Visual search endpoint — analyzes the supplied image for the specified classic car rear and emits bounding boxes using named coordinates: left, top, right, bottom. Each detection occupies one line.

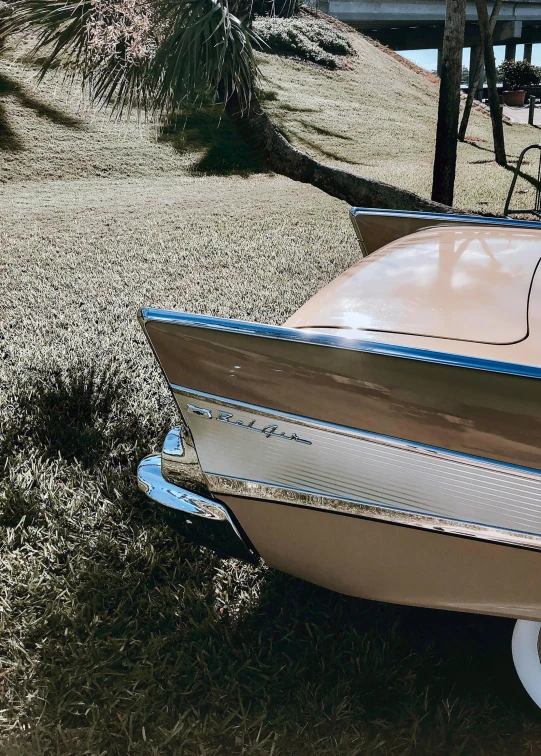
left=137, top=208, right=541, bottom=708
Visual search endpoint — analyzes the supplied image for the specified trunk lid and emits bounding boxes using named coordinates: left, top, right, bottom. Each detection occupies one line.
left=285, top=225, right=541, bottom=345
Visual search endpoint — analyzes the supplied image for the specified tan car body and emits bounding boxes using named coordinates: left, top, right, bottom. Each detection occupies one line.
left=138, top=209, right=541, bottom=622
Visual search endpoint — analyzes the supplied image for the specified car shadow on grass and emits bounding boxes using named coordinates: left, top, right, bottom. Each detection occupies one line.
left=160, top=106, right=265, bottom=176
left=232, top=572, right=541, bottom=750
left=16, top=536, right=541, bottom=754
left=2, top=362, right=541, bottom=754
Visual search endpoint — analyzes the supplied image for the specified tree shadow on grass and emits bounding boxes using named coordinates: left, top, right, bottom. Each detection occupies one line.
left=503, top=162, right=541, bottom=198
left=298, top=119, right=354, bottom=141
left=1, top=361, right=162, bottom=472
left=287, top=128, right=359, bottom=165
left=0, top=71, right=83, bottom=151
left=160, top=107, right=265, bottom=176
left=278, top=102, right=321, bottom=114
left=0, top=100, right=22, bottom=150
left=465, top=139, right=541, bottom=207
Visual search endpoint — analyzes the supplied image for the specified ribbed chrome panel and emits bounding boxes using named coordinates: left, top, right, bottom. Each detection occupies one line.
left=172, top=387, right=541, bottom=539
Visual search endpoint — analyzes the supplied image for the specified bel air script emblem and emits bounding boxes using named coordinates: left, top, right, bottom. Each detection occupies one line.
left=186, top=404, right=312, bottom=445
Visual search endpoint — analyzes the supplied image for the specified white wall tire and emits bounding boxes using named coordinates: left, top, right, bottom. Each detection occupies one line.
left=512, top=620, right=541, bottom=709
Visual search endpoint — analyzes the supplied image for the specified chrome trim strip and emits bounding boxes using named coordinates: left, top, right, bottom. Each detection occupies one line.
left=171, top=384, right=541, bottom=479
left=207, top=474, right=541, bottom=552
left=140, top=309, right=541, bottom=380
left=137, top=454, right=259, bottom=563
left=171, top=386, right=541, bottom=552
left=349, top=208, right=541, bottom=230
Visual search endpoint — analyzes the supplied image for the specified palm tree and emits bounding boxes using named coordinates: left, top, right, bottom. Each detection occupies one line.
left=5, top=0, right=450, bottom=211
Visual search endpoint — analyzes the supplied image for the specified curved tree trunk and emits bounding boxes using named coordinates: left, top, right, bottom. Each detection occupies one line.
left=458, top=0, right=502, bottom=141
left=226, top=93, right=454, bottom=213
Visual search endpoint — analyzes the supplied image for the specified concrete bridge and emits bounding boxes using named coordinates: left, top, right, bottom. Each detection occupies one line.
left=322, top=0, right=541, bottom=60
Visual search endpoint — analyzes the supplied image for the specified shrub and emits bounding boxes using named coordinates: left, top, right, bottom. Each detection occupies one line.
left=253, top=16, right=352, bottom=69
left=497, top=59, right=541, bottom=90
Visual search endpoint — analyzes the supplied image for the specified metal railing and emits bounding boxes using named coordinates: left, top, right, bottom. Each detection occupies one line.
left=504, top=143, right=541, bottom=218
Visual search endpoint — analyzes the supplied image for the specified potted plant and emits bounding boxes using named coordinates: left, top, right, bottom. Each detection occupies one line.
left=497, top=59, right=541, bottom=106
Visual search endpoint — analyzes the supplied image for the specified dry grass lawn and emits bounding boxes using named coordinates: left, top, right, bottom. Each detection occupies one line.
left=2, top=22, right=541, bottom=755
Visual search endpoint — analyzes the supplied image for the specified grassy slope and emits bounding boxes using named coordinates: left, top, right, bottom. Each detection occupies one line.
left=2, top=27, right=541, bottom=756
left=260, top=26, right=541, bottom=214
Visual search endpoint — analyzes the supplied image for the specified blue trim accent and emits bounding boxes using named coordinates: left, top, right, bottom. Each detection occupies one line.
left=140, top=308, right=541, bottom=380
left=349, top=207, right=541, bottom=230
left=171, top=383, right=541, bottom=480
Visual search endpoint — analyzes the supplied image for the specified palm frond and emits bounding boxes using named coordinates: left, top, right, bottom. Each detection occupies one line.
left=149, top=0, right=261, bottom=115
left=6, top=0, right=95, bottom=79
left=5, top=0, right=260, bottom=117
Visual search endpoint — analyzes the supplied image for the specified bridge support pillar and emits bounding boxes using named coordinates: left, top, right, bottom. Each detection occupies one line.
left=505, top=43, right=517, bottom=61
left=437, top=47, right=443, bottom=77
left=524, top=43, right=533, bottom=62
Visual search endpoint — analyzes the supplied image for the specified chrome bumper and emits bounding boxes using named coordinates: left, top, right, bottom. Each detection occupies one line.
left=137, top=454, right=259, bottom=563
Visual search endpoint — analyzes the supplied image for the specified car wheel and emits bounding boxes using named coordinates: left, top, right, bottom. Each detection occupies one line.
left=512, top=619, right=541, bottom=708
